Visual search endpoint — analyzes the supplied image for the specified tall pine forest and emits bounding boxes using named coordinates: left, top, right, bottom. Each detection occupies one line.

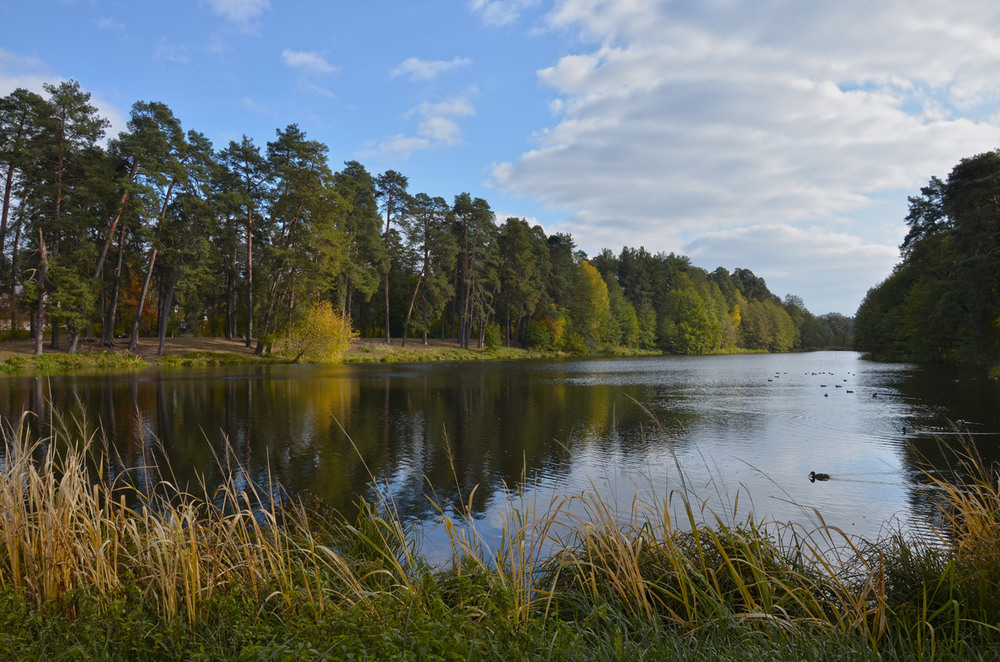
left=856, top=151, right=1000, bottom=367
left=0, top=82, right=852, bottom=357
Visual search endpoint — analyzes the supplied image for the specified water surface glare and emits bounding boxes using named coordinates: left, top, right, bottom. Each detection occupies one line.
left=2, top=351, right=998, bottom=556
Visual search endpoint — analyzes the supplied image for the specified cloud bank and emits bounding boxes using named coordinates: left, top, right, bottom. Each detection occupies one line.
left=489, top=0, right=1000, bottom=312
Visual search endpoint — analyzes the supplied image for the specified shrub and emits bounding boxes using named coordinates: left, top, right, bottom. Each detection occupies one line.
left=524, top=321, right=551, bottom=350
left=483, top=322, right=502, bottom=351
left=278, top=301, right=358, bottom=363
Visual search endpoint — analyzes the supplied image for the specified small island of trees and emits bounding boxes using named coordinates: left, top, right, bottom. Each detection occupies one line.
left=1, top=81, right=851, bottom=359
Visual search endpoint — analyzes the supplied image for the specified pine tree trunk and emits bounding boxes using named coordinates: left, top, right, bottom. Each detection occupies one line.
left=102, top=222, right=126, bottom=347
left=128, top=247, right=157, bottom=350
left=226, top=256, right=237, bottom=339
left=50, top=311, right=61, bottom=349
left=401, top=270, right=425, bottom=349
left=254, top=278, right=282, bottom=356
left=156, top=271, right=179, bottom=356
left=10, top=200, right=25, bottom=333
left=93, top=159, right=138, bottom=279
left=245, top=212, right=253, bottom=348
left=384, top=271, right=391, bottom=344
left=33, top=230, right=47, bottom=356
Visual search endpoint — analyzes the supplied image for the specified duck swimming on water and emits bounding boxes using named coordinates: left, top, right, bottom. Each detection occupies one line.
left=809, top=471, right=830, bottom=482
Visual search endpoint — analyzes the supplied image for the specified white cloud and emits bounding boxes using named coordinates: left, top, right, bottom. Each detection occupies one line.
left=0, top=48, right=50, bottom=95
left=417, top=116, right=463, bottom=144
left=242, top=96, right=277, bottom=116
left=281, top=49, right=338, bottom=75
left=202, top=0, right=269, bottom=30
left=370, top=134, right=433, bottom=157
left=489, top=0, right=1000, bottom=312
left=684, top=224, right=900, bottom=314
left=392, top=56, right=472, bottom=82
left=407, top=98, right=476, bottom=120
left=0, top=49, right=127, bottom=143
left=469, top=0, right=539, bottom=26
left=155, top=41, right=191, bottom=65
left=363, top=94, right=477, bottom=159
left=302, top=82, right=336, bottom=99
left=95, top=17, right=125, bottom=31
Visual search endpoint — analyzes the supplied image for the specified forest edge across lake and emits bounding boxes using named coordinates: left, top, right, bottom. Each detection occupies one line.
left=0, top=335, right=665, bottom=372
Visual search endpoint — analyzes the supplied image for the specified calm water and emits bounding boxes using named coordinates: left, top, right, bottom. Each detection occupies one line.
left=2, top=351, right=998, bottom=554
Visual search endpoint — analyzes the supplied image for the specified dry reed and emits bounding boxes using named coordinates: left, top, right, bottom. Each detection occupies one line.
left=1, top=407, right=997, bottom=656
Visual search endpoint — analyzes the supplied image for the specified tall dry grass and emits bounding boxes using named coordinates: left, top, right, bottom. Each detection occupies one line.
left=537, top=483, right=891, bottom=643
left=0, top=406, right=997, bottom=657
left=0, top=411, right=412, bottom=625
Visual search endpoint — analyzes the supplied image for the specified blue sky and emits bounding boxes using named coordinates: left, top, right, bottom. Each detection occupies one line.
left=4, top=0, right=1000, bottom=315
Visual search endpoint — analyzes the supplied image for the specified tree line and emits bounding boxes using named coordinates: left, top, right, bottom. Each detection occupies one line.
left=855, top=151, right=1000, bottom=365
left=0, top=81, right=851, bottom=357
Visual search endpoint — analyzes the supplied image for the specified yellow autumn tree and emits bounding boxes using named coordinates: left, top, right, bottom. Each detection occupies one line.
left=569, top=261, right=611, bottom=351
left=280, top=301, right=358, bottom=363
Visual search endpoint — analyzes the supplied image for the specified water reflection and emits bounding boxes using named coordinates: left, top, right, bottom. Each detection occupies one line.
left=0, top=352, right=997, bottom=550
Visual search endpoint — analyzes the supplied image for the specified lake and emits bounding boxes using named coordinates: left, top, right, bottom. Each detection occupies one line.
left=2, top=351, right=998, bottom=557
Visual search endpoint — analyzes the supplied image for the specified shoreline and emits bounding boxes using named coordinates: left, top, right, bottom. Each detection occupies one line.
left=0, top=335, right=663, bottom=372
left=0, top=334, right=870, bottom=374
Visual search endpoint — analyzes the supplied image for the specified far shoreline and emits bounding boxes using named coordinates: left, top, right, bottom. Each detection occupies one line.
left=0, top=335, right=663, bottom=373
left=0, top=336, right=874, bottom=375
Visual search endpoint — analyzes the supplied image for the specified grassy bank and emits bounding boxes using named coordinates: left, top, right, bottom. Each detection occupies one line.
left=0, top=337, right=663, bottom=373
left=0, top=352, right=149, bottom=375
left=0, top=415, right=998, bottom=660
left=346, top=342, right=565, bottom=363
left=343, top=338, right=662, bottom=363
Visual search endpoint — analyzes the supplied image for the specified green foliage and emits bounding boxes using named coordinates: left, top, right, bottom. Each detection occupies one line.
left=483, top=321, right=502, bottom=351
left=47, top=264, right=97, bottom=333
left=0, top=329, right=32, bottom=342
left=857, top=151, right=1000, bottom=365
left=659, top=286, right=722, bottom=354
left=452, top=193, right=498, bottom=349
left=637, top=303, right=658, bottom=350
left=524, top=320, right=552, bottom=350
left=599, top=276, right=640, bottom=348
left=568, top=261, right=611, bottom=352
left=1, top=81, right=842, bottom=362
left=494, top=217, right=549, bottom=347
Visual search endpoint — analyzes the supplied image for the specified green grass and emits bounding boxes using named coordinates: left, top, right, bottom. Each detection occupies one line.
left=344, top=343, right=566, bottom=363
left=158, top=351, right=281, bottom=368
left=0, top=352, right=149, bottom=374
left=343, top=342, right=662, bottom=363
left=0, top=412, right=998, bottom=660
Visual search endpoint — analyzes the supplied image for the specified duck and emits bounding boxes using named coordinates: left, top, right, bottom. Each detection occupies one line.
left=809, top=471, right=830, bottom=483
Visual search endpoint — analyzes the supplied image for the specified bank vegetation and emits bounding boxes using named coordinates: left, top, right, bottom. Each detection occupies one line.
left=0, top=413, right=996, bottom=660
left=2, top=83, right=851, bottom=365
left=856, top=150, right=1000, bottom=370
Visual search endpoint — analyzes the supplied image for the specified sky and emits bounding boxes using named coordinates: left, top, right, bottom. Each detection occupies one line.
left=4, top=1, right=1000, bottom=315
